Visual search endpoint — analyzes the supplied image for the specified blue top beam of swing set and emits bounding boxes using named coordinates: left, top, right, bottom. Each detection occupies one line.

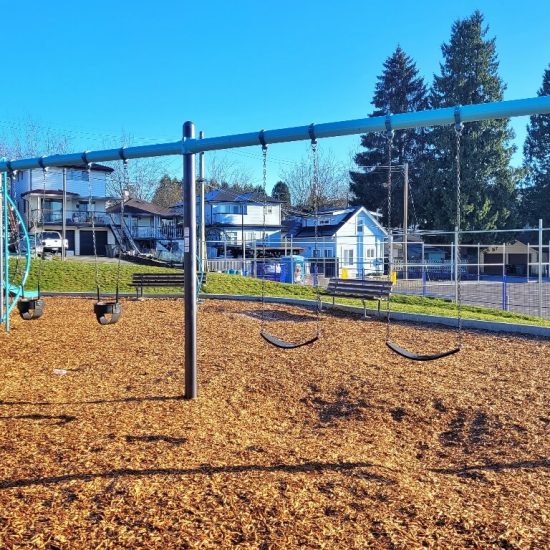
left=1, top=95, right=550, bottom=172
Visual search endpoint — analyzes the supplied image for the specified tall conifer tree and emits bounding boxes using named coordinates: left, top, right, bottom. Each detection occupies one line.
left=521, top=66, right=550, bottom=225
left=422, top=11, right=518, bottom=236
left=350, top=46, right=428, bottom=228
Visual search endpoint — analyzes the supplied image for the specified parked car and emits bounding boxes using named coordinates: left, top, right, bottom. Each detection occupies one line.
left=35, top=231, right=69, bottom=254
left=20, top=235, right=44, bottom=257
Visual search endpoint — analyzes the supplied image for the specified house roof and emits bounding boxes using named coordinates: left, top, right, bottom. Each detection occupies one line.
left=289, top=206, right=387, bottom=238
left=107, top=198, right=173, bottom=217
left=21, top=190, right=80, bottom=197
left=171, top=189, right=282, bottom=209
left=58, top=163, right=114, bottom=173
left=292, top=209, right=357, bottom=238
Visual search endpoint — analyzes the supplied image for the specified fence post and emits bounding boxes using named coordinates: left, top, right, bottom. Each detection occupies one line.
left=502, top=274, right=507, bottom=311
left=539, top=219, right=543, bottom=317
left=477, top=243, right=480, bottom=281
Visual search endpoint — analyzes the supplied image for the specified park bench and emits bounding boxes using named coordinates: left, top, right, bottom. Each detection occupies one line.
left=324, top=277, right=393, bottom=317
left=130, top=272, right=207, bottom=298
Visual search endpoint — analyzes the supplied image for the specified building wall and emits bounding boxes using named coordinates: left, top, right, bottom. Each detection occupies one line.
left=13, top=167, right=108, bottom=208
left=205, top=202, right=281, bottom=226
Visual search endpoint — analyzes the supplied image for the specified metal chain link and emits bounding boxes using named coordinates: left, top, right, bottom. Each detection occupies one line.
left=87, top=166, right=100, bottom=299
left=260, top=144, right=268, bottom=333
left=311, top=140, right=321, bottom=336
left=115, top=161, right=128, bottom=302
left=385, top=130, right=394, bottom=342
left=36, top=168, right=48, bottom=295
left=455, top=125, right=463, bottom=347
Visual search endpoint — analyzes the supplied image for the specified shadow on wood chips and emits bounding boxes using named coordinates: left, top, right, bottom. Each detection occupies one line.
left=0, top=297, right=548, bottom=548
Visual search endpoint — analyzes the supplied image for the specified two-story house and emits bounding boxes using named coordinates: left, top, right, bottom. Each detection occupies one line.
left=107, top=197, right=181, bottom=258
left=284, top=206, right=387, bottom=279
left=172, top=189, right=283, bottom=259
left=11, top=164, right=117, bottom=256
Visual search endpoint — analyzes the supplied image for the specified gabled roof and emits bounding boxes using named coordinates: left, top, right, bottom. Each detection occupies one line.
left=107, top=197, right=173, bottom=217
left=290, top=206, right=387, bottom=238
left=171, top=189, right=282, bottom=209
left=59, top=163, right=114, bottom=173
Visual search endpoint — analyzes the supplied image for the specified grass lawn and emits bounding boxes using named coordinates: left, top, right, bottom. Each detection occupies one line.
left=8, top=258, right=550, bottom=327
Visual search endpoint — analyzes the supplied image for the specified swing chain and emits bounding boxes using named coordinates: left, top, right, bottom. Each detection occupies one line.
left=311, top=137, right=321, bottom=335
left=86, top=162, right=100, bottom=300
left=385, top=127, right=394, bottom=343
left=454, top=120, right=463, bottom=347
left=260, top=143, right=268, bottom=333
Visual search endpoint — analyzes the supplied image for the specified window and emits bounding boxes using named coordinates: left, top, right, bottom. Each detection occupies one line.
left=357, top=221, right=364, bottom=233
left=324, top=249, right=333, bottom=258
left=343, top=249, right=354, bottom=266
left=319, top=218, right=331, bottom=225
left=367, top=248, right=375, bottom=258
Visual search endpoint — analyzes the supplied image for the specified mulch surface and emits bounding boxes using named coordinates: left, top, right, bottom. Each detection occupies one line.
left=0, top=297, right=548, bottom=549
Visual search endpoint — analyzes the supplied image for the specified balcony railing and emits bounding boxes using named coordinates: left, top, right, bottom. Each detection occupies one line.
left=31, top=208, right=109, bottom=226
left=126, top=226, right=184, bottom=240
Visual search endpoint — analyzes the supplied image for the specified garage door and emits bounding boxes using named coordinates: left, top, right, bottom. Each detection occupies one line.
left=64, top=230, right=75, bottom=253
left=484, top=253, right=503, bottom=275
left=80, top=230, right=108, bottom=256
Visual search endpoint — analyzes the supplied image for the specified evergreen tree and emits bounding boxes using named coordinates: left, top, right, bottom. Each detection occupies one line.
left=521, top=66, right=550, bottom=225
left=272, top=180, right=291, bottom=206
left=152, top=174, right=182, bottom=207
left=422, top=11, right=519, bottom=237
left=350, top=46, right=428, bottom=228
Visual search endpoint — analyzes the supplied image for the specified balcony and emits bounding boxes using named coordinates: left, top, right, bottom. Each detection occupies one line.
left=127, top=226, right=184, bottom=240
left=31, top=208, right=110, bottom=227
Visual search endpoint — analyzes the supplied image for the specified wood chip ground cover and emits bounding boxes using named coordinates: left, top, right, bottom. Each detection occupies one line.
left=0, top=297, right=548, bottom=549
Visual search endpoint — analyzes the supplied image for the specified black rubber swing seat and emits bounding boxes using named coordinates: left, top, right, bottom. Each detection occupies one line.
left=17, top=298, right=45, bottom=321
left=94, top=301, right=122, bottom=326
left=386, top=341, right=461, bottom=362
left=261, top=330, right=319, bottom=350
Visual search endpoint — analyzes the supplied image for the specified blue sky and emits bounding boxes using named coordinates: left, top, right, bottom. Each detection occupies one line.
left=1, top=0, right=549, bottom=191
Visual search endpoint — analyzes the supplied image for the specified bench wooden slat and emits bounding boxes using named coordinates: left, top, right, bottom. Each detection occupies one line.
left=324, top=277, right=392, bottom=317
left=130, top=272, right=207, bottom=296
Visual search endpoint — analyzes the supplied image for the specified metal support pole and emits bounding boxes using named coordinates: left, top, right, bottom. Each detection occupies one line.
left=403, top=162, right=408, bottom=280
left=0, top=170, right=4, bottom=327
left=241, top=204, right=245, bottom=274
left=477, top=243, right=480, bottom=281
left=183, top=122, right=197, bottom=399
left=199, top=131, right=206, bottom=273
left=3, top=171, right=9, bottom=332
left=62, top=168, right=67, bottom=261
left=538, top=219, right=543, bottom=318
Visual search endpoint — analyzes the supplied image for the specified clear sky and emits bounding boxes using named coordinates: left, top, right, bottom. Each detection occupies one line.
left=1, top=0, right=549, bottom=191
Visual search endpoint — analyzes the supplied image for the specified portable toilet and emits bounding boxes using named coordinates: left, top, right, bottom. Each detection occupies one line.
left=280, top=255, right=306, bottom=284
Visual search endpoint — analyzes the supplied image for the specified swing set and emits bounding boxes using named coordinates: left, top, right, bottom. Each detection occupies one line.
left=1, top=95, right=549, bottom=398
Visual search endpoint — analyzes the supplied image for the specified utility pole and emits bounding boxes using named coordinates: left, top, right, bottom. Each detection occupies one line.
left=403, top=162, right=409, bottom=280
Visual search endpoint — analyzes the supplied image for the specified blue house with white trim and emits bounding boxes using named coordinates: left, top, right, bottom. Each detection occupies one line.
left=284, top=206, right=387, bottom=278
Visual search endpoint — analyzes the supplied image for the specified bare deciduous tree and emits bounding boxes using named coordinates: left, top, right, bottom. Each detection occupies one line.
left=205, top=152, right=254, bottom=190
left=280, top=149, right=350, bottom=210
left=0, top=118, right=71, bottom=159
left=104, top=131, right=165, bottom=201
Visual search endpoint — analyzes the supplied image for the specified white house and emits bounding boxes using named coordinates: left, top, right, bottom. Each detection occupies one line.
left=11, top=164, right=117, bottom=255
left=172, top=189, right=283, bottom=258
left=285, top=206, right=387, bottom=279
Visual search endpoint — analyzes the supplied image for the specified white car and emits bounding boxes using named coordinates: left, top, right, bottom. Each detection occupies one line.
left=35, top=231, right=69, bottom=254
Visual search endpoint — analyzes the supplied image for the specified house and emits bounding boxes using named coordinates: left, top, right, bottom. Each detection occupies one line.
left=285, top=206, right=387, bottom=279
left=172, top=189, right=284, bottom=259
left=11, top=164, right=117, bottom=255
left=481, top=236, right=549, bottom=277
left=107, top=197, right=180, bottom=257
